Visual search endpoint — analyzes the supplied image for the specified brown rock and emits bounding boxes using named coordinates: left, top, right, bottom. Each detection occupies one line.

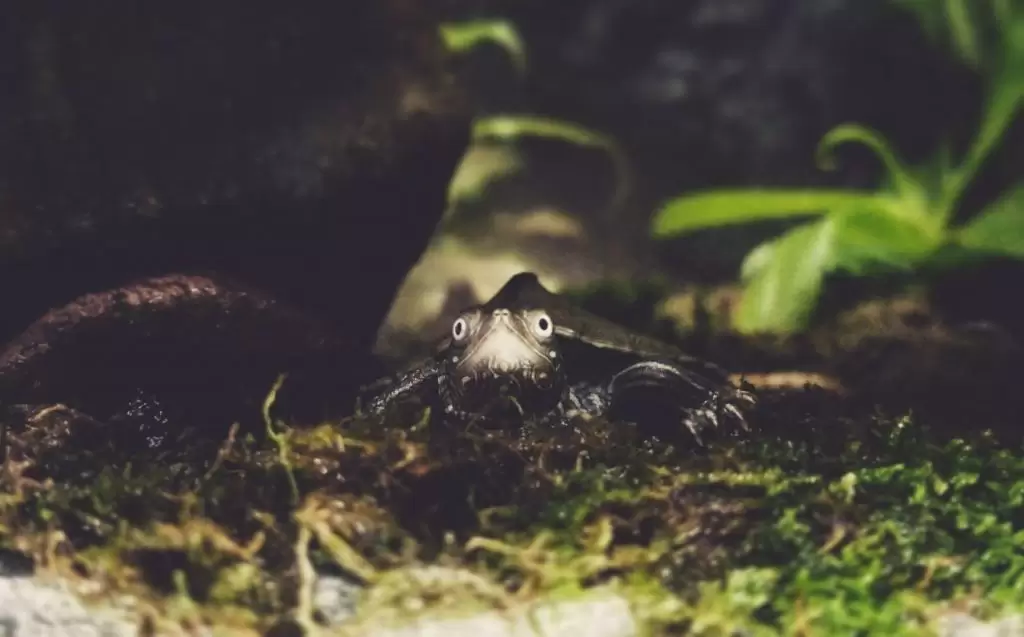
left=0, top=2, right=473, bottom=432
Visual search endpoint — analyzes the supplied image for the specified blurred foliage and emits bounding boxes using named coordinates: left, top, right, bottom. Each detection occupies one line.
left=653, top=1, right=1024, bottom=335
left=894, top=0, right=1018, bottom=70
left=438, top=21, right=630, bottom=215
left=439, top=19, right=528, bottom=75
left=444, top=142, right=525, bottom=211
left=439, top=7, right=1023, bottom=337
left=470, top=115, right=631, bottom=212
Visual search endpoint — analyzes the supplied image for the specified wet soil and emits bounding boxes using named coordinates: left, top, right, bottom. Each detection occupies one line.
left=0, top=285, right=1021, bottom=634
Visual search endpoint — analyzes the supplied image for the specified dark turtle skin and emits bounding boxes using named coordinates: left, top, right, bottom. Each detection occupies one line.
left=363, top=272, right=755, bottom=443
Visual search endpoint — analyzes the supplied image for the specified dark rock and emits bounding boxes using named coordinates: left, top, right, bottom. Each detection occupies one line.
left=0, top=548, right=34, bottom=577
left=0, top=275, right=358, bottom=433
left=0, top=3, right=473, bottom=432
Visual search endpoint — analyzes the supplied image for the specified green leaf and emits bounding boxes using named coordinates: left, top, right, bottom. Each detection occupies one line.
left=473, top=115, right=614, bottom=148
left=945, top=47, right=1024, bottom=214
left=1005, top=2, right=1024, bottom=52
left=831, top=205, right=945, bottom=274
left=473, top=115, right=631, bottom=211
left=816, top=124, right=925, bottom=209
left=945, top=0, right=984, bottom=69
left=439, top=20, right=527, bottom=75
left=739, top=237, right=780, bottom=282
left=445, top=144, right=523, bottom=208
left=892, top=0, right=948, bottom=46
left=993, top=0, right=1017, bottom=26
left=892, top=0, right=1000, bottom=71
left=908, top=142, right=959, bottom=209
left=735, top=218, right=838, bottom=335
left=651, top=189, right=877, bottom=238
left=926, top=242, right=992, bottom=270
left=954, top=184, right=1024, bottom=258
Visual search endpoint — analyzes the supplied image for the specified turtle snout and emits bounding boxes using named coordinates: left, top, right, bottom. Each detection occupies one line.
left=446, top=361, right=562, bottom=418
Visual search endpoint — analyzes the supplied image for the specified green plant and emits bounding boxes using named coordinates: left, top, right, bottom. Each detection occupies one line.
left=439, top=20, right=529, bottom=76
left=438, top=20, right=630, bottom=213
left=651, top=2, right=1024, bottom=335
left=894, top=0, right=1016, bottom=71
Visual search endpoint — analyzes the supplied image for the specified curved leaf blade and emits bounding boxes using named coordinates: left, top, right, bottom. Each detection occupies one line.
left=955, top=184, right=1024, bottom=258
left=651, top=190, right=877, bottom=238
left=439, top=20, right=527, bottom=75
left=946, top=55, right=1024, bottom=212
left=735, top=218, right=838, bottom=335
left=831, top=205, right=944, bottom=274
left=739, top=237, right=780, bottom=282
left=446, top=144, right=523, bottom=208
left=473, top=115, right=615, bottom=149
left=946, top=0, right=984, bottom=69
left=473, top=115, right=631, bottom=212
left=817, top=124, right=924, bottom=206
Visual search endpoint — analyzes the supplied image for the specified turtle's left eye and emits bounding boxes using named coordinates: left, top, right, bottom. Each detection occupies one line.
left=533, top=312, right=554, bottom=338
left=452, top=317, right=469, bottom=341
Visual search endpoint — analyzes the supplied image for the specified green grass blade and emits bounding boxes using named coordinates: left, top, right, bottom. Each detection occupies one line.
left=651, top=189, right=875, bottom=238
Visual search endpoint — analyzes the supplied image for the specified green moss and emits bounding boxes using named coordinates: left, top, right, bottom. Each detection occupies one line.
left=1, top=301, right=1023, bottom=635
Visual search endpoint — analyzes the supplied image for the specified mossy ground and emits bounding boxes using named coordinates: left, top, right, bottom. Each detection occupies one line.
left=0, top=287, right=1022, bottom=636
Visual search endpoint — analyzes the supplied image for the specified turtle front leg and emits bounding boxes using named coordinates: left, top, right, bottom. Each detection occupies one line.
left=606, top=360, right=755, bottom=445
left=358, top=357, right=442, bottom=417
left=564, top=381, right=612, bottom=420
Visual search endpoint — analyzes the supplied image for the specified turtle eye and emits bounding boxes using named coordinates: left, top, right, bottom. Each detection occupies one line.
left=452, top=316, right=469, bottom=341
left=533, top=312, right=554, bottom=338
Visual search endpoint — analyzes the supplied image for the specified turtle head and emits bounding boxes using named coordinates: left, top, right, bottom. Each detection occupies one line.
left=440, top=305, right=565, bottom=418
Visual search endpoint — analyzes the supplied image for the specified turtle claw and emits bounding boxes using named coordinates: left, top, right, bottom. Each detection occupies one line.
left=722, top=402, right=749, bottom=430
left=607, top=359, right=756, bottom=445
left=723, top=385, right=756, bottom=426
left=678, top=402, right=726, bottom=446
left=681, top=416, right=705, bottom=446
left=670, top=384, right=758, bottom=446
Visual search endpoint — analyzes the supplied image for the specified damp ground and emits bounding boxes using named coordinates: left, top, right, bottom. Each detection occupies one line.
left=1, top=285, right=1022, bottom=636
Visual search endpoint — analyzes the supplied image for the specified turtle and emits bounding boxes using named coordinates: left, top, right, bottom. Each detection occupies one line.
left=361, top=272, right=755, bottom=443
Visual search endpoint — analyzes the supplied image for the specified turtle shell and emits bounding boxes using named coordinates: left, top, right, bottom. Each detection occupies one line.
left=478, top=272, right=730, bottom=384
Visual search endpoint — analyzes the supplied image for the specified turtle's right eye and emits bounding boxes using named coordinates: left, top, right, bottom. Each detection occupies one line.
left=532, top=312, right=554, bottom=339
left=452, top=317, right=469, bottom=341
